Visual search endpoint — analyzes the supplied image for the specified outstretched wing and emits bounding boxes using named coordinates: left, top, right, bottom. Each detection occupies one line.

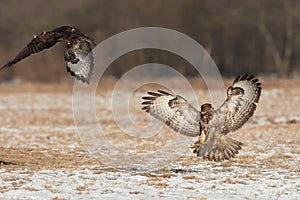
left=142, top=90, right=201, bottom=137
left=1, top=31, right=64, bottom=69
left=220, top=74, right=262, bottom=133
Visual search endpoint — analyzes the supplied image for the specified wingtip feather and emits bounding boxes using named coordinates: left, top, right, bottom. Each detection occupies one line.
left=233, top=75, right=240, bottom=83
left=142, top=106, right=150, bottom=112
left=147, top=91, right=161, bottom=96
left=142, top=96, right=156, bottom=101
left=247, top=74, right=255, bottom=81
left=240, top=73, right=249, bottom=80
left=1, top=63, right=11, bottom=70
left=141, top=101, right=153, bottom=105
left=157, top=90, right=172, bottom=96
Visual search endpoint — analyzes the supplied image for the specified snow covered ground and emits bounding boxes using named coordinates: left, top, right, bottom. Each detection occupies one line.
left=0, top=80, right=299, bottom=199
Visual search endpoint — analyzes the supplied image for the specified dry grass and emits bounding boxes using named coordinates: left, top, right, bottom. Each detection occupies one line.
left=0, top=78, right=299, bottom=198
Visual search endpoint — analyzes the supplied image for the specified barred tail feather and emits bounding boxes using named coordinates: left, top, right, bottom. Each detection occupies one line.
left=197, top=136, right=242, bottom=162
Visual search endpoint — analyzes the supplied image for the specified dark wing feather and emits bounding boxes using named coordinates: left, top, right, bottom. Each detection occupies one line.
left=1, top=31, right=64, bottom=69
left=53, top=25, right=96, bottom=46
left=142, top=90, right=201, bottom=137
left=220, top=74, right=262, bottom=133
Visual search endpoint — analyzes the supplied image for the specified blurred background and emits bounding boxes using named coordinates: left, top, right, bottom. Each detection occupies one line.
left=0, top=0, right=299, bottom=83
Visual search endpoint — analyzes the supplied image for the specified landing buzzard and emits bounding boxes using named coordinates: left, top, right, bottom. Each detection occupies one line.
left=1, top=26, right=95, bottom=84
left=142, top=74, right=262, bottom=162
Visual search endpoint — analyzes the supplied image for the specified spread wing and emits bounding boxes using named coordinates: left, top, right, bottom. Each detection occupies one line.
left=1, top=31, right=64, bottom=69
left=65, top=40, right=94, bottom=84
left=195, top=74, right=261, bottom=161
left=142, top=90, right=201, bottom=137
left=219, top=74, right=262, bottom=133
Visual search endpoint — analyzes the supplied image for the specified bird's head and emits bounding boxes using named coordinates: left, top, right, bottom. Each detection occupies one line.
left=200, top=103, right=213, bottom=114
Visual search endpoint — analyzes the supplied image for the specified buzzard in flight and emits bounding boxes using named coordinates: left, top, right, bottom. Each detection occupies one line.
left=1, top=26, right=95, bottom=84
left=142, top=74, right=262, bottom=162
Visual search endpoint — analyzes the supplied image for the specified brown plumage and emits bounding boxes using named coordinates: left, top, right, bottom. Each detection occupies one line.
left=200, top=103, right=214, bottom=124
left=142, top=90, right=201, bottom=137
left=142, top=74, right=262, bottom=162
left=192, top=103, right=214, bottom=148
left=1, top=25, right=95, bottom=84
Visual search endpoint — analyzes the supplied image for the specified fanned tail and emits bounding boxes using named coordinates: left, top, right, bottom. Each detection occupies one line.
left=196, top=136, right=243, bottom=162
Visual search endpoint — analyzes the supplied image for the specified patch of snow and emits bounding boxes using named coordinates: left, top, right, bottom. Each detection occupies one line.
left=0, top=165, right=299, bottom=199
left=274, top=115, right=300, bottom=124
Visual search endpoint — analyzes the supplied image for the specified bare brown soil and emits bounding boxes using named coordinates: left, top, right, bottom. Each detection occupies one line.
left=0, top=78, right=299, bottom=170
left=0, top=78, right=299, bottom=198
